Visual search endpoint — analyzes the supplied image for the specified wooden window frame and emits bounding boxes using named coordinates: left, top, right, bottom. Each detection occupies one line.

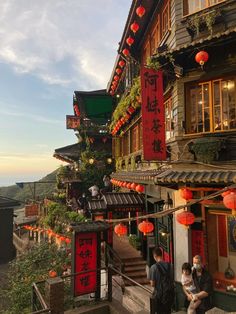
left=161, top=0, right=171, bottom=39
left=183, top=0, right=225, bottom=16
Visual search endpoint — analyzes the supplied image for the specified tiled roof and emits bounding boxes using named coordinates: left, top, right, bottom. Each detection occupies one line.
left=87, top=199, right=106, bottom=211
left=0, top=196, right=21, bottom=209
left=103, top=192, right=145, bottom=207
left=53, top=143, right=81, bottom=163
left=154, top=170, right=236, bottom=185
left=111, top=170, right=166, bottom=184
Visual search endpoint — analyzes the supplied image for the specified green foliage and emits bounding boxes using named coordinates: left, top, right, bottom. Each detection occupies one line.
left=110, top=77, right=141, bottom=131
left=4, top=243, right=68, bottom=314
left=128, top=234, right=141, bottom=250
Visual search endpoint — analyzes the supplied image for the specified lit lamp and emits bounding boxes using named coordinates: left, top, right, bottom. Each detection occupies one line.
left=88, top=158, right=95, bottom=165
left=107, top=157, right=112, bottom=164
left=159, top=228, right=169, bottom=237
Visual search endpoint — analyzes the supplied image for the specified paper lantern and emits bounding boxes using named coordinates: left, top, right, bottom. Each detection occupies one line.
left=65, top=238, right=71, bottom=244
left=223, top=191, right=236, bottom=215
left=127, top=106, right=135, bottom=114
left=114, top=223, right=127, bottom=237
left=195, top=51, right=209, bottom=66
left=138, top=220, right=154, bottom=235
left=118, top=60, right=125, bottom=67
left=116, top=68, right=122, bottom=74
left=180, top=188, right=193, bottom=200
left=176, top=211, right=195, bottom=227
left=136, top=184, right=145, bottom=193
left=126, top=183, right=132, bottom=189
left=130, top=183, right=137, bottom=190
left=136, top=5, right=146, bottom=17
left=122, top=48, right=130, bottom=57
left=49, top=270, right=57, bottom=278
left=126, top=36, right=134, bottom=46
left=114, top=75, right=120, bottom=81
left=130, top=21, right=139, bottom=33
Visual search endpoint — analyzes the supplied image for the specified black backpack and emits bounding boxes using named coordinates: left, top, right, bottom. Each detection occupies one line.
left=154, top=262, right=175, bottom=305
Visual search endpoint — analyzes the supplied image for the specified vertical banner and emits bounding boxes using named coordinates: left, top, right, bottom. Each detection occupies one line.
left=74, top=232, right=97, bottom=296
left=218, top=215, right=227, bottom=257
left=141, top=68, right=166, bottom=160
left=191, top=230, right=206, bottom=265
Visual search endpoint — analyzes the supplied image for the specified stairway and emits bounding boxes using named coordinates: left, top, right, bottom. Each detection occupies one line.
left=113, top=234, right=150, bottom=286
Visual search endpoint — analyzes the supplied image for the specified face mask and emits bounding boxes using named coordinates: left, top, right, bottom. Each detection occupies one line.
left=193, top=263, right=201, bottom=271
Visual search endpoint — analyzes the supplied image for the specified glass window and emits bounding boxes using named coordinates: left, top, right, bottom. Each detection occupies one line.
left=183, top=0, right=224, bottom=15
left=186, top=77, right=236, bottom=134
left=165, top=97, right=175, bottom=140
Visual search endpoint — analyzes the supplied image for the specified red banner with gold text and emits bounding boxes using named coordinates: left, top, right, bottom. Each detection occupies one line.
left=141, top=68, right=166, bottom=160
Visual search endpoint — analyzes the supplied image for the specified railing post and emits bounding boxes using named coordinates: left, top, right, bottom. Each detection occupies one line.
left=107, top=266, right=112, bottom=302
left=31, top=285, right=36, bottom=312
left=45, top=277, right=64, bottom=314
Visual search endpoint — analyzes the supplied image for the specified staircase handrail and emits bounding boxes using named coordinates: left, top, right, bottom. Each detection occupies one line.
left=106, top=243, right=125, bottom=273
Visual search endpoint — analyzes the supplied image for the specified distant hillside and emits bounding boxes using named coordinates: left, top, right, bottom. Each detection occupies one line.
left=0, top=170, right=58, bottom=202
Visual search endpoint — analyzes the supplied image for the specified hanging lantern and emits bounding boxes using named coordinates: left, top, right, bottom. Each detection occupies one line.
left=136, top=184, right=145, bottom=193
left=180, top=188, right=193, bottom=201
left=126, top=182, right=132, bottom=189
left=114, top=223, right=127, bottom=237
left=122, top=48, right=130, bottom=57
left=126, top=36, right=134, bottom=46
left=116, top=68, right=122, bottom=74
left=130, top=21, right=139, bottom=33
left=65, top=238, right=71, bottom=244
left=136, top=5, right=146, bottom=18
left=223, top=191, right=236, bottom=215
left=221, top=189, right=236, bottom=198
left=130, top=182, right=137, bottom=190
left=176, top=211, right=195, bottom=228
left=118, top=60, right=125, bottom=67
left=49, top=270, right=57, bottom=278
left=195, top=51, right=209, bottom=66
left=127, top=106, right=135, bottom=114
left=114, top=75, right=120, bottom=81
left=138, top=220, right=154, bottom=235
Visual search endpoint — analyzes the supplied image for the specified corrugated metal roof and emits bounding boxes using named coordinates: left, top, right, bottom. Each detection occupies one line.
left=103, top=192, right=144, bottom=207
left=87, top=199, right=106, bottom=211
left=154, top=170, right=236, bottom=185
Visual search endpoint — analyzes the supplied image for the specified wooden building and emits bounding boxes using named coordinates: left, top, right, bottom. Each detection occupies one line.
left=107, top=0, right=236, bottom=310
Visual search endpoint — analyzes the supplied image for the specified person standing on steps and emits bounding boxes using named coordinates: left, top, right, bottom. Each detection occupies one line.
left=148, top=246, right=175, bottom=314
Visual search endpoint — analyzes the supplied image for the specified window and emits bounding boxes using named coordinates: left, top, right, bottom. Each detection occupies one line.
left=165, top=97, right=173, bottom=140
left=161, top=0, right=171, bottom=38
left=150, top=16, right=160, bottom=55
left=186, top=77, right=236, bottom=134
left=183, top=0, right=225, bottom=15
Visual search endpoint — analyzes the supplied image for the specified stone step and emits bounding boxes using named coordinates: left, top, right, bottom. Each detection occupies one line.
left=125, top=264, right=146, bottom=272
left=124, top=277, right=150, bottom=286
left=124, top=270, right=147, bottom=278
left=122, top=259, right=146, bottom=266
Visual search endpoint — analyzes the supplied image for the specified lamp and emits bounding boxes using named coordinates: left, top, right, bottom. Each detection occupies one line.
left=159, top=228, right=169, bottom=237
left=107, top=157, right=112, bottom=164
left=88, top=158, right=95, bottom=165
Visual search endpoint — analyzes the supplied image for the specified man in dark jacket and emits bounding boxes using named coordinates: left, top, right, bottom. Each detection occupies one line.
left=148, top=247, right=174, bottom=314
left=185, top=255, right=213, bottom=314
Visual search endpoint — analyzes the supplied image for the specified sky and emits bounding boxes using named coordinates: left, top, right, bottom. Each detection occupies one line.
left=0, top=0, right=132, bottom=187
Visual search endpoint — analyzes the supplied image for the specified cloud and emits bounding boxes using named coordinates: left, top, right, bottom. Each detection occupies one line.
left=0, top=0, right=131, bottom=89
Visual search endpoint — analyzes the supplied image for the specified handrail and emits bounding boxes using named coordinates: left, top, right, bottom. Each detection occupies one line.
left=106, top=244, right=125, bottom=272
left=32, top=282, right=50, bottom=314
left=108, top=264, right=152, bottom=295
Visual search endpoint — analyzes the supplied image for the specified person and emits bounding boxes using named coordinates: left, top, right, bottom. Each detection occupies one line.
left=101, top=175, right=112, bottom=194
left=181, top=262, right=201, bottom=314
left=148, top=247, right=175, bottom=314
left=184, top=255, right=213, bottom=314
left=88, top=185, right=100, bottom=199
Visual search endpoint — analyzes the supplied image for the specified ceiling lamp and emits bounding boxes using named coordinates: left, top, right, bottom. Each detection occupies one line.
left=126, top=36, right=134, bottom=46
left=136, top=184, right=145, bottom=193
left=136, top=5, right=146, bottom=18
left=122, top=48, right=130, bottom=57
left=176, top=211, right=195, bottom=228
left=130, top=21, right=139, bottom=33
left=195, top=51, right=209, bottom=66
left=180, top=188, right=193, bottom=201
left=114, top=223, right=127, bottom=237
left=138, top=220, right=154, bottom=235
left=223, top=191, right=236, bottom=216
left=118, top=60, right=126, bottom=67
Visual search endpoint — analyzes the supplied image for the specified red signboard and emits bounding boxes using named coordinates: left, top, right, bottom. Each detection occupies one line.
left=66, top=115, right=80, bottom=129
left=74, top=232, right=97, bottom=296
left=218, top=215, right=227, bottom=257
left=191, top=230, right=206, bottom=265
left=141, top=68, right=166, bottom=160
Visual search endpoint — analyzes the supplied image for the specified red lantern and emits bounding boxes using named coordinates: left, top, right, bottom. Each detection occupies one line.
left=221, top=189, right=236, bottom=198
left=114, top=223, right=127, bottom=237
left=118, top=60, right=125, bottom=67
left=223, top=191, right=236, bottom=215
left=195, top=51, right=209, bottom=66
left=130, top=21, right=139, bottom=33
left=136, top=184, right=145, bottom=193
left=116, top=68, right=122, bottom=74
left=180, top=188, right=193, bottom=201
left=138, top=220, right=154, bottom=235
left=122, top=48, right=130, bottom=56
left=126, top=182, right=132, bottom=189
left=136, top=5, right=146, bottom=17
left=65, top=238, right=71, bottom=244
left=49, top=270, right=57, bottom=278
left=126, top=36, right=134, bottom=46
left=176, top=211, right=195, bottom=227
left=127, top=106, right=135, bottom=114
left=130, top=182, right=137, bottom=190
left=114, top=75, right=119, bottom=81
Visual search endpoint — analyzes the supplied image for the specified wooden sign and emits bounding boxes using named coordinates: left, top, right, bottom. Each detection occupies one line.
left=141, top=68, right=166, bottom=160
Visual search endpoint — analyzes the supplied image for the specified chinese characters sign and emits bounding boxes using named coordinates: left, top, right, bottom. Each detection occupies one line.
left=141, top=68, right=166, bottom=160
left=74, top=232, right=97, bottom=296
left=66, top=115, right=80, bottom=129
left=191, top=230, right=205, bottom=265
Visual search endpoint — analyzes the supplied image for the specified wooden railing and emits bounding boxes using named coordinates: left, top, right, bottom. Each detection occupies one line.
left=13, top=232, right=30, bottom=254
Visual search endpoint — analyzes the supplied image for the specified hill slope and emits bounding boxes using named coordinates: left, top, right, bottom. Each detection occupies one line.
left=0, top=170, right=58, bottom=202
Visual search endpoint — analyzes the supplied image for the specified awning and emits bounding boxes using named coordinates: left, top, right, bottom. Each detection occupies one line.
left=111, top=169, right=165, bottom=184
left=53, top=143, right=81, bottom=163
left=103, top=192, right=144, bottom=208
left=87, top=199, right=106, bottom=211
left=0, top=196, right=21, bottom=209
left=154, top=170, right=236, bottom=185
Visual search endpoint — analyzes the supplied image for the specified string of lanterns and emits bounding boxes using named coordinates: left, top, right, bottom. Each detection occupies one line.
left=110, top=179, right=145, bottom=193
left=111, top=105, right=136, bottom=136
